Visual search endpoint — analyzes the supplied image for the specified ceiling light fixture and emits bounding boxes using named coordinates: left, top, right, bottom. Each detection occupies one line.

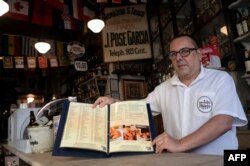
left=34, top=41, right=51, bottom=54
left=0, top=0, right=9, bottom=16
left=220, top=26, right=228, bottom=36
left=87, top=19, right=105, bottom=33
left=87, top=3, right=105, bottom=33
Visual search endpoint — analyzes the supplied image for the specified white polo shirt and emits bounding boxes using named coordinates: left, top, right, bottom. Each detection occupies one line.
left=146, top=66, right=248, bottom=155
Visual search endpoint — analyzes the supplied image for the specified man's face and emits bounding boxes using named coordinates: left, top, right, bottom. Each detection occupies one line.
left=169, top=36, right=201, bottom=82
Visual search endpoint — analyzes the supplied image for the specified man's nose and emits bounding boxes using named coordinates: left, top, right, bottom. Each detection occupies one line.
left=175, top=52, right=182, bottom=60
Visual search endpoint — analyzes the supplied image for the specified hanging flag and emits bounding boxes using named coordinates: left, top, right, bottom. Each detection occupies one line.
left=38, top=56, right=48, bottom=68
left=56, top=41, right=64, bottom=56
left=6, top=0, right=29, bottom=21
left=45, top=0, right=64, bottom=11
left=96, top=0, right=107, bottom=3
left=22, top=37, right=38, bottom=56
left=3, top=56, right=13, bottom=69
left=8, top=35, right=15, bottom=56
left=72, top=0, right=82, bottom=20
left=83, top=21, right=88, bottom=33
left=6, top=35, right=21, bottom=56
left=14, top=36, right=21, bottom=56
left=58, top=55, right=69, bottom=66
left=61, top=14, right=76, bottom=30
left=49, top=57, right=59, bottom=67
left=1, top=35, right=9, bottom=56
left=27, top=57, right=37, bottom=69
left=31, top=0, right=54, bottom=27
left=29, top=38, right=39, bottom=56
left=129, top=0, right=137, bottom=3
left=14, top=56, right=25, bottom=69
left=112, top=0, right=121, bottom=3
left=82, top=0, right=96, bottom=21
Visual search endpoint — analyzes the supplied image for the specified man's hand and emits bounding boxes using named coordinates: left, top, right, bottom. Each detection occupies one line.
left=152, top=132, right=183, bottom=154
left=92, top=96, right=119, bottom=108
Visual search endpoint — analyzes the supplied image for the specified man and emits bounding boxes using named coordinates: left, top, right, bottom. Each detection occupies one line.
left=93, top=35, right=248, bottom=155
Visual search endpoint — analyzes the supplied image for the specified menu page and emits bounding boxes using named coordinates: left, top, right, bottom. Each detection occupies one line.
left=109, top=100, right=154, bottom=153
left=60, top=102, right=108, bottom=152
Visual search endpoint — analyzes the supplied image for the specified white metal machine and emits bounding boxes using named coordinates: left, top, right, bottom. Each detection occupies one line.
left=8, top=98, right=68, bottom=153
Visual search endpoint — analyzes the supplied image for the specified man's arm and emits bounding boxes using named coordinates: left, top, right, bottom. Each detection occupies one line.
left=152, top=114, right=233, bottom=153
left=92, top=96, right=120, bottom=108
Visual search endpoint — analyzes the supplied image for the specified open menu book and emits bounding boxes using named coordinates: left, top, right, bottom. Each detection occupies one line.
left=52, top=100, right=156, bottom=157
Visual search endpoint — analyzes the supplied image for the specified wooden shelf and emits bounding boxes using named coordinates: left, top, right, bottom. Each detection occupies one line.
left=242, top=73, right=250, bottom=79
left=233, top=32, right=250, bottom=43
left=228, top=0, right=250, bottom=9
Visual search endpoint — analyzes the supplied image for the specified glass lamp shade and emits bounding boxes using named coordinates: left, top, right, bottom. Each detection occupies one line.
left=87, top=19, right=105, bottom=33
left=34, top=42, right=51, bottom=54
left=0, top=0, right=9, bottom=16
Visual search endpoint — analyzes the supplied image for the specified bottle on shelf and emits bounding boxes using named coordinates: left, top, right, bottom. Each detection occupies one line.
left=241, top=8, right=249, bottom=34
left=29, top=110, right=37, bottom=127
left=35, top=110, right=52, bottom=126
left=244, top=49, right=250, bottom=74
left=236, top=11, right=244, bottom=36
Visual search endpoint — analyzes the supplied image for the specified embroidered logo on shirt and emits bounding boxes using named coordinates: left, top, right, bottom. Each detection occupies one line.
left=197, top=96, right=213, bottom=113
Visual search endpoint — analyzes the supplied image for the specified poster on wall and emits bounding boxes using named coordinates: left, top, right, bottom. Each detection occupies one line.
left=102, top=4, right=152, bottom=62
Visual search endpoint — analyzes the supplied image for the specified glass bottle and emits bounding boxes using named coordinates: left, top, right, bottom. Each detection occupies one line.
left=29, top=110, right=36, bottom=126
left=245, top=49, right=250, bottom=74
left=241, top=9, right=249, bottom=34
left=236, top=11, right=244, bottom=36
left=35, top=110, right=51, bottom=126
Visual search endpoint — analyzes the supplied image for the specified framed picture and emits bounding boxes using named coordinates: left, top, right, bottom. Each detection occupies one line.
left=110, top=78, right=119, bottom=92
left=122, top=79, right=147, bottom=100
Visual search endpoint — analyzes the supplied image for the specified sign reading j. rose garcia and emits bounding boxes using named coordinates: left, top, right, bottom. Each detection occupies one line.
left=102, top=5, right=152, bottom=63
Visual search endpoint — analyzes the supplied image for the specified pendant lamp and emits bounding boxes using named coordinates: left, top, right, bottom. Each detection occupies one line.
left=0, top=0, right=9, bottom=16
left=87, top=19, right=105, bottom=33
left=34, top=41, right=51, bottom=54
left=87, top=3, right=105, bottom=33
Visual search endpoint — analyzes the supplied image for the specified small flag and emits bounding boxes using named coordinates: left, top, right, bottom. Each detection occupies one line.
left=27, top=57, right=37, bottom=69
left=112, top=0, right=121, bottom=3
left=3, top=56, right=13, bottom=68
left=45, top=0, right=64, bottom=11
left=31, top=0, right=54, bottom=27
left=49, top=57, right=59, bottom=67
left=61, top=14, right=76, bottom=30
left=58, top=55, right=69, bottom=66
left=38, top=56, right=48, bottom=68
left=130, top=0, right=137, bottom=3
left=97, top=0, right=107, bottom=2
left=82, top=0, right=96, bottom=21
left=8, top=35, right=15, bottom=56
left=6, top=0, right=29, bottom=21
left=14, top=56, right=24, bottom=68
left=56, top=41, right=64, bottom=57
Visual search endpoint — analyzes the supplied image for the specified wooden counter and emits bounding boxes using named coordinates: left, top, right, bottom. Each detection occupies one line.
left=2, top=145, right=223, bottom=166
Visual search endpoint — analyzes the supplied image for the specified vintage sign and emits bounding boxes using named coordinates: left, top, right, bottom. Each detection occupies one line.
left=102, top=5, right=152, bottom=62
left=14, top=57, right=25, bottom=69
left=67, top=41, right=85, bottom=64
left=67, top=41, right=85, bottom=55
left=74, top=61, right=88, bottom=71
left=27, top=57, right=37, bottom=69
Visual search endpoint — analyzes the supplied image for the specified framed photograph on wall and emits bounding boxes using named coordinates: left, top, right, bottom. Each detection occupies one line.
left=122, top=79, right=147, bottom=100
left=110, top=78, right=119, bottom=92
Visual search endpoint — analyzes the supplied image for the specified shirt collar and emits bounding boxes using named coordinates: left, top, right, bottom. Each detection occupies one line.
left=170, top=65, right=205, bottom=86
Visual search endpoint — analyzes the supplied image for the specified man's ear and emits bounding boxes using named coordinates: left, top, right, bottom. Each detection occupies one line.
left=197, top=48, right=202, bottom=58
